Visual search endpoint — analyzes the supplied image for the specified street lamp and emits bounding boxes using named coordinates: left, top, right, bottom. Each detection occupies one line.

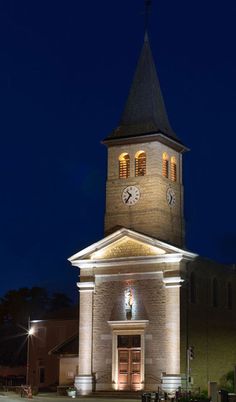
left=28, top=327, right=34, bottom=336
left=26, top=318, right=34, bottom=386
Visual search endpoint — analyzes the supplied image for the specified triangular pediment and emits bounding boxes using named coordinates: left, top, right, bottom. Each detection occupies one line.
left=68, top=228, right=197, bottom=265
left=90, top=236, right=166, bottom=260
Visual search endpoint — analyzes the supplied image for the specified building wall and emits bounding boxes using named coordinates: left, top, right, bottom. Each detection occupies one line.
left=59, top=357, right=78, bottom=385
left=79, top=251, right=236, bottom=393
left=104, top=141, right=184, bottom=247
left=28, top=319, right=77, bottom=389
left=180, top=259, right=236, bottom=391
left=78, top=235, right=236, bottom=393
left=91, top=261, right=181, bottom=391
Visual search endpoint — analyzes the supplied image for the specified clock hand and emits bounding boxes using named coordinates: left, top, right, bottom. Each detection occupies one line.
left=125, top=193, right=132, bottom=203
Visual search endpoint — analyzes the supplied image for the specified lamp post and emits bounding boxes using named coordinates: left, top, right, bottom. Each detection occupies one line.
left=26, top=317, right=34, bottom=386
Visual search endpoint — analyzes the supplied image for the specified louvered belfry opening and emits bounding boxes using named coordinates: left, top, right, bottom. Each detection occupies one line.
left=170, top=156, right=177, bottom=182
left=135, top=151, right=146, bottom=176
left=162, top=152, right=169, bottom=178
left=119, top=153, right=130, bottom=178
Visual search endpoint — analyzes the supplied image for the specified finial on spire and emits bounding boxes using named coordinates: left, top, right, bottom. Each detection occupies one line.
left=144, top=0, right=152, bottom=31
left=144, top=31, right=149, bottom=43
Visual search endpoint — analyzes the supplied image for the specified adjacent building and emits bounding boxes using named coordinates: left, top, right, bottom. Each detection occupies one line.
left=28, top=309, right=78, bottom=390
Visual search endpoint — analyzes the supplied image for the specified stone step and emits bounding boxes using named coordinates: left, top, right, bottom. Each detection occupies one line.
left=87, top=391, right=142, bottom=399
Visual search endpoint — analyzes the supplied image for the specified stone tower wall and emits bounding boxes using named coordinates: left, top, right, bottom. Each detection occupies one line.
left=104, top=141, right=185, bottom=247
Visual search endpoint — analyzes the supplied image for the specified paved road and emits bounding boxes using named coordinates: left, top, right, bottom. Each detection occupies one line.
left=0, top=393, right=140, bottom=402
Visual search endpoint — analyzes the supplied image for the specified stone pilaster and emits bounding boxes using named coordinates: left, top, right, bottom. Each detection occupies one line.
left=74, top=282, right=95, bottom=395
left=163, top=276, right=182, bottom=377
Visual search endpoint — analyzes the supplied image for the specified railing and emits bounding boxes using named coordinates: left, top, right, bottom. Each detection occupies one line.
left=146, top=374, right=162, bottom=383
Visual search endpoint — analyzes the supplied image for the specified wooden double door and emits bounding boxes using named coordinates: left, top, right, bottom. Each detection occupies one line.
left=118, top=335, right=141, bottom=391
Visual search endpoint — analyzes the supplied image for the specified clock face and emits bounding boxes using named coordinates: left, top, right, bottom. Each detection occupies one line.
left=166, top=188, right=176, bottom=207
left=122, top=186, right=140, bottom=205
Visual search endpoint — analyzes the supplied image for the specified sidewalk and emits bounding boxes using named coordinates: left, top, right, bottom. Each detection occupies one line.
left=0, top=391, right=140, bottom=402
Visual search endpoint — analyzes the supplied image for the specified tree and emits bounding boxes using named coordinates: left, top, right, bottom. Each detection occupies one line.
left=220, top=370, right=234, bottom=392
left=48, top=292, right=72, bottom=312
left=0, top=287, right=49, bottom=326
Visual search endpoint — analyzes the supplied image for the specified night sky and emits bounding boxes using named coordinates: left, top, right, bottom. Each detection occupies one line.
left=1, top=1, right=236, bottom=300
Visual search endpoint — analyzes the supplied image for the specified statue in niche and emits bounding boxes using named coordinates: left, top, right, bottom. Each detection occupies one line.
left=125, top=288, right=133, bottom=320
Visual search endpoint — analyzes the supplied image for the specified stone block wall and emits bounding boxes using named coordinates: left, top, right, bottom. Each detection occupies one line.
left=92, top=273, right=179, bottom=390
left=104, top=140, right=184, bottom=247
left=180, top=258, right=236, bottom=391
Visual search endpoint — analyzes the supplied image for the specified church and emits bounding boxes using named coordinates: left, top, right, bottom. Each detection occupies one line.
left=68, top=32, right=236, bottom=395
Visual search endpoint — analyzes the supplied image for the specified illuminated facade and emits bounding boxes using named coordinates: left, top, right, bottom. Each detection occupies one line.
left=69, top=33, right=236, bottom=395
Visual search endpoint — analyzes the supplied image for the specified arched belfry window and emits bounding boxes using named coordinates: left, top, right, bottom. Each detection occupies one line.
left=119, top=153, right=130, bottom=178
left=190, top=272, right=196, bottom=303
left=212, top=278, right=219, bottom=307
left=162, top=152, right=169, bottom=178
left=135, top=151, right=146, bottom=176
left=170, top=156, right=177, bottom=182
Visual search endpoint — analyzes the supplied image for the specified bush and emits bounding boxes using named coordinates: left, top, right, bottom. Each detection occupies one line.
left=220, top=371, right=234, bottom=393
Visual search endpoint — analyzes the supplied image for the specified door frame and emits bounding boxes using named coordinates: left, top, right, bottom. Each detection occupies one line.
left=108, top=320, right=149, bottom=391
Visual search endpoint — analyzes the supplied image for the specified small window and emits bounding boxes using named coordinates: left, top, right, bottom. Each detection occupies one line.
left=227, top=282, right=232, bottom=310
left=162, top=152, right=169, bottom=178
left=39, top=367, right=45, bottom=384
left=135, top=151, right=146, bottom=176
left=190, top=272, right=196, bottom=303
left=119, top=153, right=130, bottom=178
left=118, top=335, right=141, bottom=348
left=212, top=278, right=219, bottom=307
left=170, top=156, right=177, bottom=182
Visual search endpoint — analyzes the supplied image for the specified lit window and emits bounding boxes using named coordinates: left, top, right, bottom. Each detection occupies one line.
left=162, top=152, right=169, bottom=178
left=190, top=272, right=196, bottom=303
left=227, top=282, right=232, bottom=310
left=135, top=151, right=146, bottom=176
left=119, top=153, right=130, bottom=178
left=170, top=156, right=177, bottom=182
left=212, top=278, right=219, bottom=307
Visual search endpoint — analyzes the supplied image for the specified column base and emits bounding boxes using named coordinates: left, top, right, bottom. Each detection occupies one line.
left=74, top=375, right=94, bottom=395
left=161, top=374, right=182, bottom=394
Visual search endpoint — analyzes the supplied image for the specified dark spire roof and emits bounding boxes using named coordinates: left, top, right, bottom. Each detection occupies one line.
left=105, top=33, right=180, bottom=144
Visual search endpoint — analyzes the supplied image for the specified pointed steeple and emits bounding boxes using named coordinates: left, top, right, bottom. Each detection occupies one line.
left=105, top=33, right=181, bottom=144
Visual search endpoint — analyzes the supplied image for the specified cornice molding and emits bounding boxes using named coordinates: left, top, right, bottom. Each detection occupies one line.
left=108, top=320, right=149, bottom=330
left=95, top=271, right=162, bottom=283
left=72, top=253, right=187, bottom=269
left=163, top=276, right=184, bottom=288
left=77, top=282, right=95, bottom=292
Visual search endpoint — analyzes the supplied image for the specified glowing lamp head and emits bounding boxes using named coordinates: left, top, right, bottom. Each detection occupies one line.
left=28, top=327, right=34, bottom=336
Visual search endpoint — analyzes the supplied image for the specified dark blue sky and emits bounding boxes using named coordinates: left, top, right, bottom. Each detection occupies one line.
left=0, top=0, right=236, bottom=299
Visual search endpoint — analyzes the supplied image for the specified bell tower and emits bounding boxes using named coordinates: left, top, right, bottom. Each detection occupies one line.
left=103, top=33, right=188, bottom=248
